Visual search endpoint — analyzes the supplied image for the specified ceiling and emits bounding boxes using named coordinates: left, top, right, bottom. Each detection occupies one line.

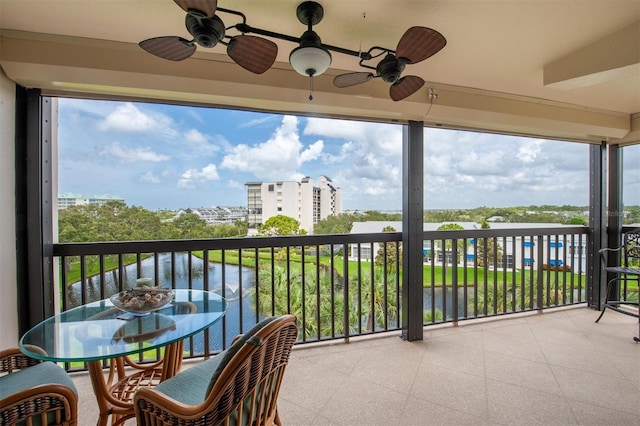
left=0, top=0, right=639, bottom=143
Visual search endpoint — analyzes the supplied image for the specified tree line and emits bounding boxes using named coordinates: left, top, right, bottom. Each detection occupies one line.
left=58, top=201, right=248, bottom=243
left=59, top=201, right=640, bottom=243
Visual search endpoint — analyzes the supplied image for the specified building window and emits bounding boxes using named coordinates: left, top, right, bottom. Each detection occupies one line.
left=499, top=254, right=514, bottom=268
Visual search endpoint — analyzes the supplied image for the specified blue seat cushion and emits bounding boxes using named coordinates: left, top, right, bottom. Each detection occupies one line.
left=0, top=361, right=77, bottom=400
left=0, top=361, right=77, bottom=426
left=154, top=316, right=276, bottom=406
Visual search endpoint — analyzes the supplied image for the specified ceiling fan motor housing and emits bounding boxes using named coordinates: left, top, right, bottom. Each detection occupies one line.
left=185, top=13, right=225, bottom=48
left=377, top=53, right=406, bottom=83
left=296, top=1, right=325, bottom=26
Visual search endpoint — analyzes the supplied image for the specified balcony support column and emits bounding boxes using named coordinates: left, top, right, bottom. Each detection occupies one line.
left=401, top=120, right=424, bottom=341
left=15, top=88, right=55, bottom=333
left=604, top=144, right=623, bottom=303
left=587, top=142, right=608, bottom=309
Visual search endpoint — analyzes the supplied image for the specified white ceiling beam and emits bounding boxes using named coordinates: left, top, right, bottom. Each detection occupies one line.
left=544, top=20, right=640, bottom=89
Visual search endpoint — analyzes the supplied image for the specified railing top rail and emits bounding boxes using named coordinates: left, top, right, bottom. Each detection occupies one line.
left=52, top=226, right=588, bottom=256
left=52, top=232, right=402, bottom=256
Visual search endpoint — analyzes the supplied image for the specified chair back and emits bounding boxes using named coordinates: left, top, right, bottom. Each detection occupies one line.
left=208, top=314, right=297, bottom=425
left=135, top=314, right=298, bottom=426
left=622, top=228, right=640, bottom=267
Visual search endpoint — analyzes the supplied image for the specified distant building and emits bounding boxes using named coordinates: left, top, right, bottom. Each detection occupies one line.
left=173, top=206, right=247, bottom=225
left=246, top=175, right=342, bottom=234
left=349, top=221, right=587, bottom=272
left=57, top=193, right=124, bottom=209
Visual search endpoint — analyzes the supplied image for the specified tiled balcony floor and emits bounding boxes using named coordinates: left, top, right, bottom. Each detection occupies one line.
left=71, top=305, right=640, bottom=425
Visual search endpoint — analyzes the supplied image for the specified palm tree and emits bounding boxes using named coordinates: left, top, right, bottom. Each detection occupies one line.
left=348, top=267, right=399, bottom=332
left=250, top=262, right=354, bottom=340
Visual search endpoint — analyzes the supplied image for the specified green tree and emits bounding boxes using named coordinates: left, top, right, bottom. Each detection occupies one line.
left=353, top=267, right=399, bottom=332
left=475, top=220, right=503, bottom=267
left=567, top=216, right=588, bottom=225
left=437, top=223, right=465, bottom=264
left=250, top=263, right=352, bottom=339
left=258, top=215, right=307, bottom=236
left=374, top=226, right=402, bottom=271
left=168, top=212, right=212, bottom=239
left=313, top=213, right=355, bottom=234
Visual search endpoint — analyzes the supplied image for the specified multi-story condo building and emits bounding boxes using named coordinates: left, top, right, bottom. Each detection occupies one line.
left=57, top=193, right=124, bottom=209
left=246, top=176, right=342, bottom=234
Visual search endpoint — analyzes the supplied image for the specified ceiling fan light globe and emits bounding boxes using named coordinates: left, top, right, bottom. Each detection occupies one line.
left=289, top=46, right=332, bottom=77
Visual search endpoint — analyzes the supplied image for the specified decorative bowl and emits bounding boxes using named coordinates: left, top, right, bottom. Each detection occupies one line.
left=110, top=287, right=175, bottom=314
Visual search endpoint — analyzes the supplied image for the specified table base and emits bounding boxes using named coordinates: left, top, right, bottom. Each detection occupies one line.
left=87, top=341, right=184, bottom=426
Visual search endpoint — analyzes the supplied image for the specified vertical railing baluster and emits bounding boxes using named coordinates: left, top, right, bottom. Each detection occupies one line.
left=118, top=253, right=125, bottom=293
left=451, top=236, right=458, bottom=324
left=60, top=255, right=68, bottom=311
left=510, top=236, right=516, bottom=313
left=254, top=247, right=261, bottom=321
left=98, top=255, right=106, bottom=300
left=238, top=248, right=244, bottom=333
left=330, top=244, right=336, bottom=338
left=315, top=244, right=321, bottom=340
left=473, top=238, right=479, bottom=317
left=370, top=241, right=375, bottom=333
left=537, top=235, right=544, bottom=310
left=270, top=246, right=276, bottom=316
left=462, top=238, right=468, bottom=320
left=357, top=243, right=362, bottom=333
left=343, top=243, right=350, bottom=343
left=221, top=250, right=227, bottom=349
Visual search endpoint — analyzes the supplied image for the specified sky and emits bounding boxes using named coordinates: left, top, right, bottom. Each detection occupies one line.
left=57, top=98, right=640, bottom=211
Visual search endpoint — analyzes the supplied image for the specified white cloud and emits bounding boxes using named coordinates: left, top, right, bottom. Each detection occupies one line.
left=516, top=140, right=543, bottom=163
left=101, top=142, right=171, bottom=163
left=177, top=164, right=220, bottom=189
left=220, top=115, right=323, bottom=181
left=303, top=117, right=402, bottom=206
left=227, top=180, right=245, bottom=190
left=181, top=128, right=221, bottom=157
left=184, top=128, right=207, bottom=144
left=300, top=140, right=324, bottom=162
left=239, top=115, right=277, bottom=128
left=97, top=103, right=177, bottom=139
left=140, top=171, right=161, bottom=184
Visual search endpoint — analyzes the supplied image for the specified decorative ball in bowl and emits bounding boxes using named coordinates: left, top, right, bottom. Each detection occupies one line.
left=110, top=286, right=175, bottom=314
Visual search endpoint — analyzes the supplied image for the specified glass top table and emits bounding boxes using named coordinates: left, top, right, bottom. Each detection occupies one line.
left=20, top=289, right=228, bottom=362
left=19, top=289, right=228, bottom=426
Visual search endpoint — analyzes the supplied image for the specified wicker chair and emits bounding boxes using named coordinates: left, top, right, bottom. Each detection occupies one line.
left=134, top=315, right=298, bottom=426
left=0, top=346, right=79, bottom=426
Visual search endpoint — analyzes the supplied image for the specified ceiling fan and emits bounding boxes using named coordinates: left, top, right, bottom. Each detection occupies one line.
left=139, top=0, right=446, bottom=101
left=139, top=0, right=278, bottom=74
left=333, top=27, right=447, bottom=101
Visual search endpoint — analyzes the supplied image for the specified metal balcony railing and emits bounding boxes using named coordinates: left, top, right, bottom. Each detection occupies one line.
left=53, top=226, right=588, bottom=369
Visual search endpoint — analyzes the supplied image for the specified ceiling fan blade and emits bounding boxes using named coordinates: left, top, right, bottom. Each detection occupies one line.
left=227, top=35, right=278, bottom=74
left=395, top=27, right=447, bottom=64
left=389, top=75, right=425, bottom=101
left=139, top=36, right=196, bottom=61
left=333, top=72, right=375, bottom=88
left=173, top=0, right=217, bottom=18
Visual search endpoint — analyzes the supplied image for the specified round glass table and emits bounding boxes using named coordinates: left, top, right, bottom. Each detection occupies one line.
left=19, top=289, right=228, bottom=426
